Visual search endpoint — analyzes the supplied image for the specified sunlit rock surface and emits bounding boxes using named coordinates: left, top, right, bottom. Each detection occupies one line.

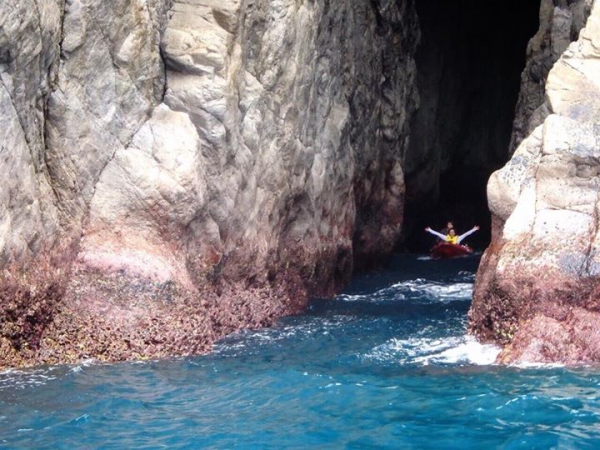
left=470, top=3, right=600, bottom=364
left=0, top=0, right=63, bottom=262
left=509, top=0, right=593, bottom=154
left=45, top=0, right=169, bottom=225
left=0, top=0, right=419, bottom=367
left=4, top=0, right=598, bottom=369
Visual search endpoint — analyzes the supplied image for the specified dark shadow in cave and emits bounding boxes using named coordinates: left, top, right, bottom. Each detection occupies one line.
left=402, top=0, right=541, bottom=253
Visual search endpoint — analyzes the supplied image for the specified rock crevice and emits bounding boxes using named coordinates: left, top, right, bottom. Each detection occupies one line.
left=3, top=0, right=599, bottom=368
left=402, top=0, right=540, bottom=251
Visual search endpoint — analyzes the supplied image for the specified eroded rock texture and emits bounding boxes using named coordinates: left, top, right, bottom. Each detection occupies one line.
left=0, top=1, right=62, bottom=262
left=469, top=3, right=600, bottom=364
left=0, top=0, right=419, bottom=367
left=45, top=0, right=170, bottom=225
left=509, top=0, right=593, bottom=154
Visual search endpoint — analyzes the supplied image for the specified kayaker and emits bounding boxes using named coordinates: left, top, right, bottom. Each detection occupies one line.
left=425, top=225, right=479, bottom=245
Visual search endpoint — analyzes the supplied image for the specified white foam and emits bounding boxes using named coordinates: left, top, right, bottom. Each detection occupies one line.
left=338, top=285, right=406, bottom=303
left=510, top=361, right=566, bottom=370
left=69, top=359, right=97, bottom=373
left=212, top=315, right=356, bottom=356
left=421, top=283, right=473, bottom=300
left=339, top=278, right=473, bottom=304
left=366, top=335, right=501, bottom=366
left=457, top=271, right=476, bottom=280
left=419, top=336, right=501, bottom=365
left=390, top=279, right=473, bottom=302
left=0, top=368, right=58, bottom=391
left=337, top=293, right=373, bottom=302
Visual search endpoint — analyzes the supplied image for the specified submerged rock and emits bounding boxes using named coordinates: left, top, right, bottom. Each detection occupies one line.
left=470, top=3, right=600, bottom=365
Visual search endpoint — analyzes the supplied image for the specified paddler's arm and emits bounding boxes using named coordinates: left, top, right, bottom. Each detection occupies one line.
left=457, top=225, right=480, bottom=244
left=425, top=227, right=447, bottom=241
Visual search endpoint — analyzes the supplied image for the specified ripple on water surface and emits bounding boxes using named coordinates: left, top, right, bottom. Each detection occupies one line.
left=1, top=253, right=600, bottom=448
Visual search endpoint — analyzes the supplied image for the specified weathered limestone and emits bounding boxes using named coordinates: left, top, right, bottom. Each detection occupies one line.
left=0, top=0, right=63, bottom=262
left=509, top=0, right=593, bottom=154
left=1, top=0, right=420, bottom=367
left=72, top=0, right=420, bottom=299
left=470, top=3, right=600, bottom=364
left=45, top=0, right=169, bottom=226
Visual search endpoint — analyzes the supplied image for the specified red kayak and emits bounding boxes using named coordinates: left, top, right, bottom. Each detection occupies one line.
left=430, top=242, right=473, bottom=259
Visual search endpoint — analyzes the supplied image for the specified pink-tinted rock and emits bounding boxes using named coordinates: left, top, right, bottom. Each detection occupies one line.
left=0, top=0, right=420, bottom=369
left=470, top=3, right=600, bottom=365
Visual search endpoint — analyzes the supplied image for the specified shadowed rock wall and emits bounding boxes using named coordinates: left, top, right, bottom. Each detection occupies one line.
left=0, top=0, right=419, bottom=367
left=402, top=0, right=540, bottom=251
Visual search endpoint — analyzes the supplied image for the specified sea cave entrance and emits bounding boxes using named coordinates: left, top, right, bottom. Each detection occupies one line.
left=402, top=0, right=541, bottom=252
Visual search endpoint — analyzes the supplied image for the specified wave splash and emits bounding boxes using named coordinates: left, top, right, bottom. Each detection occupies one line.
left=367, top=335, right=501, bottom=366
left=338, top=277, right=474, bottom=304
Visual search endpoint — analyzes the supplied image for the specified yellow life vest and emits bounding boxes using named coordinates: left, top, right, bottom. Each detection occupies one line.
left=446, top=235, right=458, bottom=244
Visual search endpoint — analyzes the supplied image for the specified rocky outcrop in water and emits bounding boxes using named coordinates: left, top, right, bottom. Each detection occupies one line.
left=0, top=0, right=419, bottom=367
left=469, top=2, right=600, bottom=364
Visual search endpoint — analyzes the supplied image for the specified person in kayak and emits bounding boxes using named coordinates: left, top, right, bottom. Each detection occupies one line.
left=425, top=225, right=479, bottom=245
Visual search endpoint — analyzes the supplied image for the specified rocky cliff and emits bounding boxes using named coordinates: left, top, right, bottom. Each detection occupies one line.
left=469, top=1, right=600, bottom=364
left=509, top=0, right=593, bottom=154
left=0, top=0, right=419, bottom=367
left=4, top=0, right=599, bottom=368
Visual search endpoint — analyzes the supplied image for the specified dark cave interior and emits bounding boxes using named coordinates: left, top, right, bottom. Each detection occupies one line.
left=402, top=0, right=541, bottom=252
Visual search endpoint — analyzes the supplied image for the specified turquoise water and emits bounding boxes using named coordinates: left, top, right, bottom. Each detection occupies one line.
left=2, top=254, right=600, bottom=449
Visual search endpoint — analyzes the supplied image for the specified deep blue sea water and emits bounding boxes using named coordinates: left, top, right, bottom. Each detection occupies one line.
left=2, top=254, right=600, bottom=449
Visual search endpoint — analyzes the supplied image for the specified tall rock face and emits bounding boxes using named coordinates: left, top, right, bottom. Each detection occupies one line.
left=0, top=1, right=63, bottom=262
left=45, top=0, right=170, bottom=226
left=509, top=0, right=593, bottom=154
left=469, top=2, right=600, bottom=364
left=0, top=0, right=419, bottom=367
